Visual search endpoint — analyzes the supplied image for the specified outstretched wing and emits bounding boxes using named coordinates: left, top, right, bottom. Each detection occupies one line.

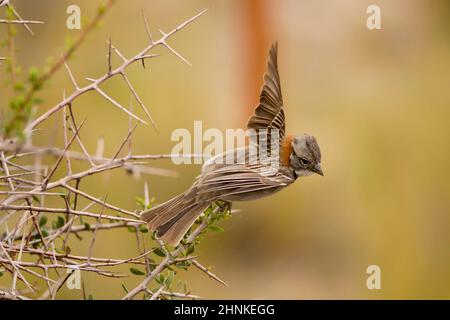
left=247, top=43, right=285, bottom=155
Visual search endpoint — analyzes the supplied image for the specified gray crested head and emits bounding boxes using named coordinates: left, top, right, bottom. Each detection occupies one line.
left=289, top=134, right=323, bottom=177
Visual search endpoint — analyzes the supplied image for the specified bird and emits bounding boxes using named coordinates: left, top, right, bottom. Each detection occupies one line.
left=141, top=43, right=323, bottom=246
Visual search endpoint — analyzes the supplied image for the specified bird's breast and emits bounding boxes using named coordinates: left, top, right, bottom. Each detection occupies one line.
left=281, top=135, right=294, bottom=167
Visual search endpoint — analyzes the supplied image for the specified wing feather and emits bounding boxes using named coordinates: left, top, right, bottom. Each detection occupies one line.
left=195, top=162, right=293, bottom=201
left=247, top=43, right=285, bottom=155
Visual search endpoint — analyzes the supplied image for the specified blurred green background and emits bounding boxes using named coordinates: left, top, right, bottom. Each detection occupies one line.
left=1, top=0, right=449, bottom=299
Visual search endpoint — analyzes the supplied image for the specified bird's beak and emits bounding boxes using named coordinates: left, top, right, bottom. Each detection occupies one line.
left=313, top=163, right=324, bottom=176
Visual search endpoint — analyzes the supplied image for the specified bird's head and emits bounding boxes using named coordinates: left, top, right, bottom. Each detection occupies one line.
left=289, top=134, right=323, bottom=177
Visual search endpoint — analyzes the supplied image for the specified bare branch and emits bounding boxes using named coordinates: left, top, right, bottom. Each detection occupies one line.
left=192, top=259, right=229, bottom=287
left=1, top=151, right=15, bottom=191
left=67, top=105, right=95, bottom=166
left=112, top=123, right=139, bottom=160
left=0, top=204, right=143, bottom=224
left=159, top=30, right=192, bottom=66
left=121, top=72, right=157, bottom=130
left=61, top=183, right=139, bottom=218
left=107, top=37, right=112, bottom=74
left=149, top=284, right=166, bottom=300
left=0, top=19, right=43, bottom=25
left=94, top=87, right=148, bottom=125
left=87, top=195, right=107, bottom=264
left=18, top=0, right=117, bottom=109
left=123, top=205, right=218, bottom=300
left=42, top=120, right=85, bottom=189
left=27, top=8, right=208, bottom=131
left=62, top=101, right=72, bottom=176
left=0, top=6, right=216, bottom=300
left=4, top=4, right=40, bottom=35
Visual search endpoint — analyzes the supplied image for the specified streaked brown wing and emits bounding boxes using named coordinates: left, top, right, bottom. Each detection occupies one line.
left=247, top=43, right=285, bottom=153
left=195, top=163, right=294, bottom=202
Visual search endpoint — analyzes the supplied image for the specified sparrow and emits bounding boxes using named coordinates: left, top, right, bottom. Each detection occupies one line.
left=142, top=43, right=323, bottom=245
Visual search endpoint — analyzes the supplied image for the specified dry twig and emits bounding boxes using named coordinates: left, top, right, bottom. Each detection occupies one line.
left=0, top=4, right=221, bottom=301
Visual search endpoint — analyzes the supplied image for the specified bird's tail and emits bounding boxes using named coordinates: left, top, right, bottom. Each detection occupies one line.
left=141, top=187, right=209, bottom=246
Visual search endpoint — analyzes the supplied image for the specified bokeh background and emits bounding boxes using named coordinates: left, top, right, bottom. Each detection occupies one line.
left=1, top=0, right=449, bottom=299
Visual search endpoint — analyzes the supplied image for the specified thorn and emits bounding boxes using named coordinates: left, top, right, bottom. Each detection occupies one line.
left=95, top=87, right=148, bottom=125
left=63, top=59, right=79, bottom=89
left=8, top=4, right=34, bottom=35
left=144, top=182, right=149, bottom=208
left=141, top=9, right=154, bottom=44
left=108, top=41, right=127, bottom=62
left=95, top=137, right=105, bottom=159
left=162, top=42, right=192, bottom=66
left=108, top=37, right=112, bottom=74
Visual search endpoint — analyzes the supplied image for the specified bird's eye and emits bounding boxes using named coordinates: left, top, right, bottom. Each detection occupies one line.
left=300, top=158, right=309, bottom=166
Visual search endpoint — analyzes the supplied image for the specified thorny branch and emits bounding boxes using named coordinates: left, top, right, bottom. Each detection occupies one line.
left=27, top=8, right=208, bottom=133
left=0, top=3, right=226, bottom=300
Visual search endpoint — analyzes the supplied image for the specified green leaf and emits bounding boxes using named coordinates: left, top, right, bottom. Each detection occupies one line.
left=39, top=216, right=48, bottom=227
left=84, top=222, right=91, bottom=231
left=13, top=81, right=25, bottom=92
left=135, top=197, right=145, bottom=209
left=32, top=195, right=40, bottom=204
left=31, top=96, right=43, bottom=105
left=148, top=262, right=156, bottom=272
left=28, top=67, right=42, bottom=89
left=9, top=95, right=25, bottom=110
left=0, top=271, right=3, bottom=277
left=41, top=229, right=49, bottom=237
left=130, top=268, right=145, bottom=276
left=28, top=67, right=39, bottom=81
left=121, top=283, right=129, bottom=293
left=175, top=262, right=188, bottom=269
left=187, top=244, right=195, bottom=255
left=54, top=216, right=65, bottom=229
left=63, top=36, right=75, bottom=52
left=98, top=3, right=106, bottom=14
left=153, top=248, right=166, bottom=257
left=139, top=224, right=148, bottom=233
left=208, top=225, right=224, bottom=233
left=165, top=271, right=174, bottom=287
